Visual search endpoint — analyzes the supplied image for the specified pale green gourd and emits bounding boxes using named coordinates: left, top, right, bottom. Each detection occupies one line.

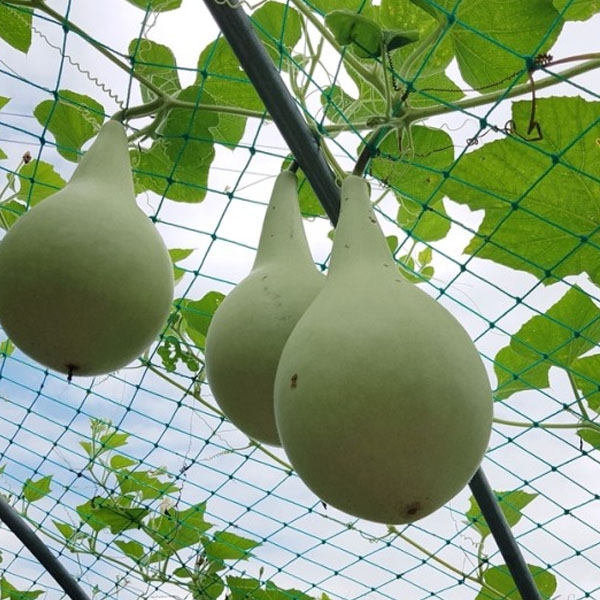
left=0, top=120, right=174, bottom=377
left=205, top=170, right=325, bottom=446
left=274, top=175, right=493, bottom=524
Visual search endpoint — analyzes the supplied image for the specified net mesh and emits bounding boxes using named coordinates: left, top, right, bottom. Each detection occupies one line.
left=0, top=0, right=599, bottom=599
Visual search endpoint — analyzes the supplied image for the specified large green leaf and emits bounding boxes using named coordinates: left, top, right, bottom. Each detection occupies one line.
left=0, top=4, right=32, bottom=52
left=252, top=2, right=303, bottom=61
left=131, top=140, right=211, bottom=203
left=159, top=85, right=217, bottom=168
left=77, top=497, right=149, bottom=534
left=466, top=489, right=537, bottom=540
left=371, top=125, right=454, bottom=241
left=382, top=0, right=455, bottom=79
left=146, top=503, right=212, bottom=560
left=129, top=38, right=181, bottom=103
left=197, top=38, right=264, bottom=148
left=443, top=96, right=600, bottom=285
left=476, top=564, right=556, bottom=599
left=493, top=286, right=600, bottom=400
left=570, top=354, right=600, bottom=413
left=553, top=0, right=600, bottom=21
left=429, top=0, right=563, bottom=90
left=202, top=531, right=261, bottom=562
left=14, top=160, right=66, bottom=207
left=125, top=0, right=181, bottom=12
left=34, top=90, right=105, bottom=162
left=308, top=0, right=372, bottom=15
left=116, top=468, right=179, bottom=500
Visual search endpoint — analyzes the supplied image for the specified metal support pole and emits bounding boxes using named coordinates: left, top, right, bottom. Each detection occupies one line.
left=0, top=494, right=91, bottom=600
left=203, top=2, right=543, bottom=599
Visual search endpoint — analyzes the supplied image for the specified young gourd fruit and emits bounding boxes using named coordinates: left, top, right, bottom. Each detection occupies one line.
left=274, top=175, right=493, bottom=524
left=205, top=169, right=325, bottom=446
left=0, top=119, right=174, bottom=377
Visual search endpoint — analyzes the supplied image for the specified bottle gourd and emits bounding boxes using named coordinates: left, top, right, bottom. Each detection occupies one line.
left=205, top=170, right=325, bottom=446
left=0, top=120, right=174, bottom=377
left=274, top=175, right=493, bottom=524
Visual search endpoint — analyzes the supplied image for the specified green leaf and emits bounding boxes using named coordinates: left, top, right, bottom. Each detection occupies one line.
left=191, top=573, right=225, bottom=600
left=110, top=454, right=138, bottom=470
left=0, top=340, right=14, bottom=356
left=76, top=497, right=149, bottom=534
left=0, top=5, right=32, bottom=52
left=553, top=0, right=600, bottom=21
left=475, top=564, right=556, bottom=599
left=116, top=468, right=179, bottom=500
left=407, top=71, right=465, bottom=108
left=306, top=0, right=369, bottom=15
left=159, top=86, right=217, bottom=169
left=114, top=539, right=146, bottom=563
left=173, top=566, right=194, bottom=578
left=227, top=577, right=267, bottom=600
left=371, top=125, right=454, bottom=241
left=445, top=0, right=563, bottom=91
left=22, top=475, right=52, bottom=503
left=129, top=38, right=181, bottom=103
left=0, top=149, right=6, bottom=161
left=297, top=167, right=325, bottom=217
left=418, top=246, right=432, bottom=265
left=383, top=0, right=454, bottom=79
left=34, top=90, right=105, bottom=162
left=493, top=286, right=600, bottom=400
left=132, top=140, right=211, bottom=203
left=325, top=10, right=384, bottom=58
left=0, top=576, right=44, bottom=600
left=0, top=97, right=9, bottom=111
left=571, top=354, right=600, bottom=413
left=202, top=531, right=261, bottom=562
left=407, top=0, right=442, bottom=21
left=178, top=292, right=226, bottom=348
left=196, top=37, right=264, bottom=148
left=53, top=520, right=75, bottom=540
left=578, top=427, right=600, bottom=450
left=321, top=80, right=386, bottom=126
left=14, top=160, right=66, bottom=208
left=466, top=489, right=537, bottom=540
left=443, top=97, right=600, bottom=285
left=264, top=581, right=315, bottom=600
left=252, top=2, right=302, bottom=62
left=99, top=430, right=129, bottom=451
left=125, top=0, right=181, bottom=12
left=146, top=503, right=212, bottom=559
left=169, top=248, right=194, bottom=284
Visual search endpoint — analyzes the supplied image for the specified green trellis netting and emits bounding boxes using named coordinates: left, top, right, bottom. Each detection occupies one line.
left=0, top=0, right=599, bottom=599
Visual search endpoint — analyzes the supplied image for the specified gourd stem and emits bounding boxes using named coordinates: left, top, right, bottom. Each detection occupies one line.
left=204, top=2, right=542, bottom=599
left=0, top=495, right=91, bottom=600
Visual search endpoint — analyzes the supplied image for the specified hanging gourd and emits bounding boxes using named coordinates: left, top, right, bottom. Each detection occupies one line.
left=205, top=169, right=325, bottom=446
left=0, top=119, right=174, bottom=377
left=274, top=175, right=493, bottom=524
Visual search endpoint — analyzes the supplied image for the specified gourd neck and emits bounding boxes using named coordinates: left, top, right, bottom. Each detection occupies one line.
left=328, top=175, right=396, bottom=276
left=68, top=119, right=136, bottom=203
left=253, top=170, right=315, bottom=269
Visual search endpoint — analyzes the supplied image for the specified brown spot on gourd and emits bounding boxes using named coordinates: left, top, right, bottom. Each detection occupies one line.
left=290, top=373, right=298, bottom=389
left=404, top=501, right=422, bottom=518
